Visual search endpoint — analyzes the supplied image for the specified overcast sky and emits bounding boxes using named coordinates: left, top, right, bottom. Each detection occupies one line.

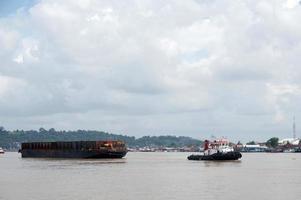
left=0, top=0, right=301, bottom=141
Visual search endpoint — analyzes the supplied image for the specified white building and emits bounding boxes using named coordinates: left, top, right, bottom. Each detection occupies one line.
left=242, top=144, right=267, bottom=152
left=278, top=138, right=300, bottom=145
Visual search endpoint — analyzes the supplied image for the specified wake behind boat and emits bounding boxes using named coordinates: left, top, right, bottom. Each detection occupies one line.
left=188, top=138, right=242, bottom=161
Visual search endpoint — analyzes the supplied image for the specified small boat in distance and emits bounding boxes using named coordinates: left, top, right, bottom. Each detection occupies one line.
left=0, top=147, right=4, bottom=154
left=188, top=138, right=242, bottom=161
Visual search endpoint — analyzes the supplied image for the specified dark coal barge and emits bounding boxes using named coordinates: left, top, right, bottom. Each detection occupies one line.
left=19, top=141, right=127, bottom=159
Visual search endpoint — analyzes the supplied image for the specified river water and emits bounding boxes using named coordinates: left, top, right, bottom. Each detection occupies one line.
left=0, top=152, right=300, bottom=200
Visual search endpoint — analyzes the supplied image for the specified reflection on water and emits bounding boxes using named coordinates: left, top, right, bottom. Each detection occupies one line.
left=0, top=152, right=301, bottom=200
left=20, top=157, right=127, bottom=170
left=202, top=159, right=242, bottom=167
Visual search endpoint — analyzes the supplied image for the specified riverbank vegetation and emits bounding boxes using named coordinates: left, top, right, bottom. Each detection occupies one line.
left=0, top=127, right=202, bottom=150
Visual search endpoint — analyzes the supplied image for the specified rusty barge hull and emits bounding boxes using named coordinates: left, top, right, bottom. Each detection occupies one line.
left=20, top=141, right=127, bottom=159
left=21, top=149, right=127, bottom=158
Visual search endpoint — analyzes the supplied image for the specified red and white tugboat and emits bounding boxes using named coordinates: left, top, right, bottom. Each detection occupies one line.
left=188, top=138, right=242, bottom=161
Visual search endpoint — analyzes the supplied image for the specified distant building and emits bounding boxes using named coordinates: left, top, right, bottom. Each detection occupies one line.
left=278, top=138, right=300, bottom=146
left=241, top=144, right=267, bottom=152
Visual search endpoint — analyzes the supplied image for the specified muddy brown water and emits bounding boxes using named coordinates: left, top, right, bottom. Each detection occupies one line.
left=0, top=152, right=300, bottom=200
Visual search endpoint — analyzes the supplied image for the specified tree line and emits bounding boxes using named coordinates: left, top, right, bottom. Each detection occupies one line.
left=246, top=137, right=282, bottom=148
left=0, top=127, right=202, bottom=150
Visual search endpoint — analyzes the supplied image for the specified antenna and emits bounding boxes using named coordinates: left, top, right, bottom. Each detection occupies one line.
left=293, top=116, right=296, bottom=139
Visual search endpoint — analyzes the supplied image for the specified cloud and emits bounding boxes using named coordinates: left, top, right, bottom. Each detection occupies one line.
left=0, top=75, right=26, bottom=97
left=0, top=0, right=301, bottom=141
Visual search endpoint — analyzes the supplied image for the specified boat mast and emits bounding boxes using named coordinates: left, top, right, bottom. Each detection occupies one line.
left=293, top=116, right=296, bottom=139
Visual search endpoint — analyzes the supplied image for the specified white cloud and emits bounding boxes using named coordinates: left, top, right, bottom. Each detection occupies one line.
left=284, top=0, right=300, bottom=8
left=0, top=0, right=301, bottom=140
left=13, top=38, right=40, bottom=64
left=13, top=54, right=24, bottom=64
left=0, top=75, right=27, bottom=97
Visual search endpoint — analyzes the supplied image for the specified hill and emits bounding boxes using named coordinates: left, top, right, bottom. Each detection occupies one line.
left=0, top=127, right=202, bottom=150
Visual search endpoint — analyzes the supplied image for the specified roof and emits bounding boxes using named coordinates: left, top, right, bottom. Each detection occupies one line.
left=278, top=138, right=300, bottom=145
left=244, top=144, right=267, bottom=148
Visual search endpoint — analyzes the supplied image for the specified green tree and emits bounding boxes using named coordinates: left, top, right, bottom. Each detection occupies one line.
left=246, top=141, right=256, bottom=145
left=39, top=128, right=47, bottom=133
left=266, top=137, right=279, bottom=148
left=0, top=128, right=202, bottom=150
left=0, top=126, right=5, bottom=132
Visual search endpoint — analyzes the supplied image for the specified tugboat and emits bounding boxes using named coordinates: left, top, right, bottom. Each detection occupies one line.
left=0, top=147, right=4, bottom=154
left=188, top=138, right=242, bottom=161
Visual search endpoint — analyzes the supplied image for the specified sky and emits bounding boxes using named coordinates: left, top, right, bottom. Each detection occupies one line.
left=0, top=0, right=301, bottom=141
